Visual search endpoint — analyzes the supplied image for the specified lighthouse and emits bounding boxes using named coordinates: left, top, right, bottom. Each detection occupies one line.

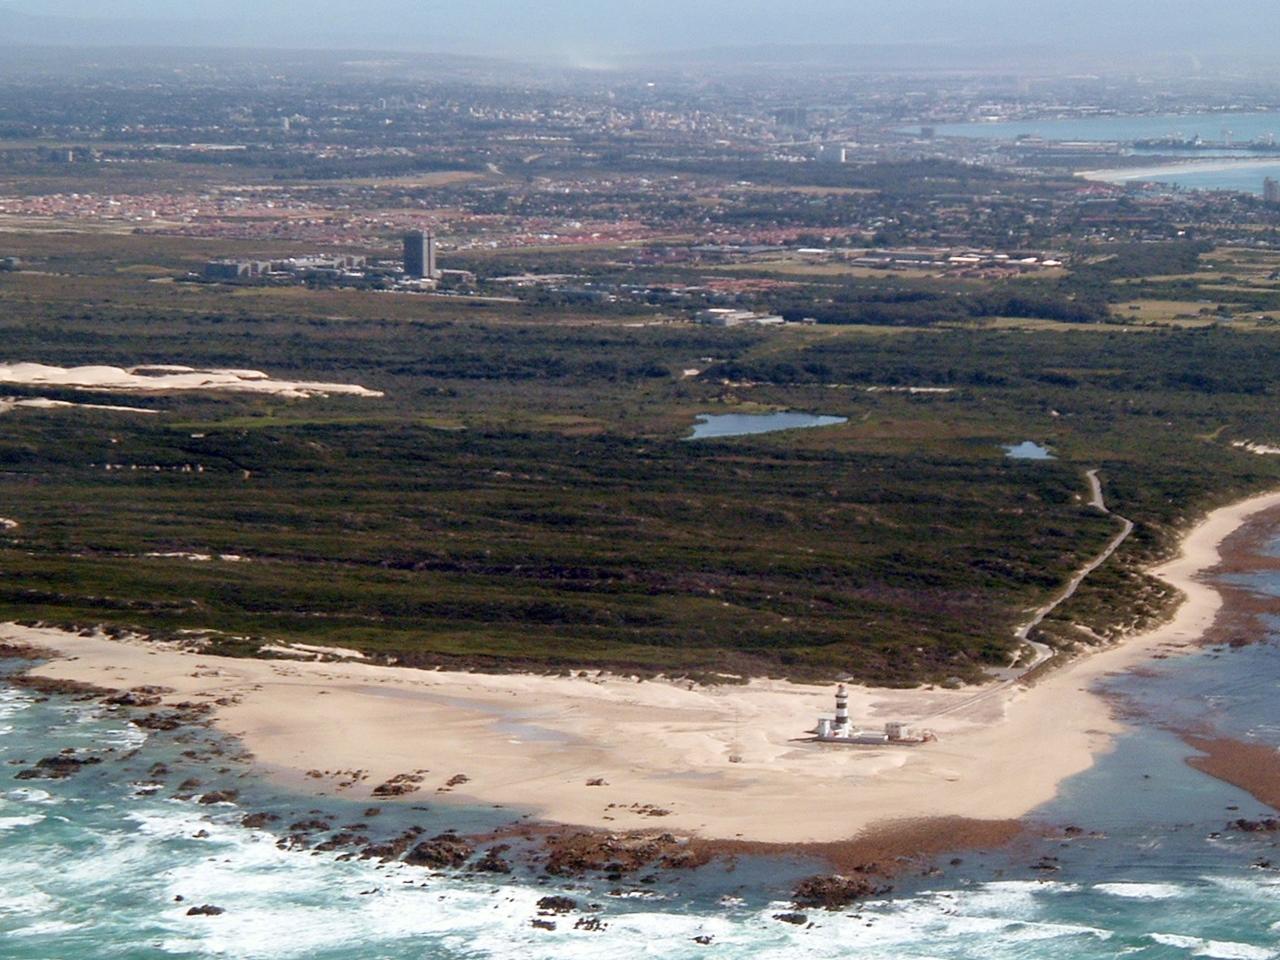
left=834, top=684, right=850, bottom=730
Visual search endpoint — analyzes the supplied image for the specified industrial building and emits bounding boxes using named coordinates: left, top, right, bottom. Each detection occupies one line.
left=695, top=308, right=785, bottom=327
left=1265, top=177, right=1280, bottom=206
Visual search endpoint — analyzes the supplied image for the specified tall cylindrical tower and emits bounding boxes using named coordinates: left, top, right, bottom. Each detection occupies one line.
left=834, top=684, right=849, bottom=729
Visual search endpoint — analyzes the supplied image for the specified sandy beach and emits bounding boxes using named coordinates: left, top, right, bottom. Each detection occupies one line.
left=10, top=489, right=1280, bottom=845
left=1077, top=157, right=1280, bottom=185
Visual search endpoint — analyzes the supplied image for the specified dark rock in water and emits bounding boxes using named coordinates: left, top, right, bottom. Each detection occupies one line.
left=104, top=690, right=163, bottom=708
left=573, top=916, right=606, bottom=932
left=289, top=819, right=332, bottom=833
left=536, top=895, right=577, bottom=915
left=693, top=935, right=714, bottom=946
left=15, top=754, right=103, bottom=780
left=360, top=827, right=425, bottom=862
left=531, top=919, right=556, bottom=932
left=1230, top=818, right=1280, bottom=833
left=363, top=807, right=382, bottom=818
left=473, top=845, right=513, bottom=874
left=198, top=790, right=239, bottom=806
left=773, top=912, right=808, bottom=926
left=149, top=763, right=171, bottom=778
left=793, top=874, right=892, bottom=910
left=315, top=832, right=369, bottom=853
left=541, top=830, right=709, bottom=877
left=241, top=812, right=281, bottom=829
left=404, top=834, right=475, bottom=869
left=186, top=905, right=225, bottom=917
left=133, top=712, right=186, bottom=732
left=9, top=675, right=113, bottom=699
left=177, top=778, right=203, bottom=792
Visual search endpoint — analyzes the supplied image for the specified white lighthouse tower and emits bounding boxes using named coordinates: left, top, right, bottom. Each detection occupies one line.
left=834, top=684, right=850, bottom=731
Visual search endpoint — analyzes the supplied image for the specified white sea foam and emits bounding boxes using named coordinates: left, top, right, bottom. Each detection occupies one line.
left=0, top=814, right=45, bottom=831
left=4, top=787, right=56, bottom=804
left=1094, top=882, right=1186, bottom=900
left=7, top=919, right=90, bottom=937
left=1150, top=933, right=1277, bottom=959
left=0, top=887, right=58, bottom=918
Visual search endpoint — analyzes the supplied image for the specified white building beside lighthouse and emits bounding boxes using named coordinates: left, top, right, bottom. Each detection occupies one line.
left=813, top=684, right=931, bottom=745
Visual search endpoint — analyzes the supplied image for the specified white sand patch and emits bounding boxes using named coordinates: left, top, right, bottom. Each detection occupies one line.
left=0, top=363, right=383, bottom=399
left=143, top=552, right=249, bottom=563
left=1234, top=441, right=1280, bottom=456
left=259, top=643, right=366, bottom=661
left=0, top=397, right=158, bottom=415
left=866, top=386, right=955, bottom=394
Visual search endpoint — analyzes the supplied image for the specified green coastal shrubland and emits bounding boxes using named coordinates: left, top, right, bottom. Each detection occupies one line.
left=0, top=240, right=1278, bottom=685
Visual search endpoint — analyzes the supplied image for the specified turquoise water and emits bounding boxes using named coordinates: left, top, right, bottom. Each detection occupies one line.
left=932, top=111, right=1280, bottom=145
left=688, top=412, right=847, bottom=440
left=6, top=552, right=1280, bottom=956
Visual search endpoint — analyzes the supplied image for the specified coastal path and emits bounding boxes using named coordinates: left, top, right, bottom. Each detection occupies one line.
left=924, top=469, right=1134, bottom=721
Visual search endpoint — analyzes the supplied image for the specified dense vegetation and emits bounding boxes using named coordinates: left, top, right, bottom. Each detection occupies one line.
left=1, top=232, right=1280, bottom=685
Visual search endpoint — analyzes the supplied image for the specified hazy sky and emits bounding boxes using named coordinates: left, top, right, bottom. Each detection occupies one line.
left=0, top=0, right=1272, bottom=60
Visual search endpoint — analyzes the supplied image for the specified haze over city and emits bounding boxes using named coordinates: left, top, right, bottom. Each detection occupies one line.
left=0, top=0, right=1275, bottom=63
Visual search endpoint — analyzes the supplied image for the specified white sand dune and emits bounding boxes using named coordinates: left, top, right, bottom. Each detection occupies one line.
left=11, top=489, right=1280, bottom=844
left=0, top=363, right=383, bottom=399
left=0, top=397, right=159, bottom=415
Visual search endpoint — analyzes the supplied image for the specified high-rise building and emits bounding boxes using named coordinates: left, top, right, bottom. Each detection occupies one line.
left=403, top=230, right=438, bottom=278
left=1265, top=178, right=1280, bottom=206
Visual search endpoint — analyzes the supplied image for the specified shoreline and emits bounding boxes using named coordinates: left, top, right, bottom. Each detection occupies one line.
left=8, top=488, right=1280, bottom=846
left=1077, top=156, right=1280, bottom=186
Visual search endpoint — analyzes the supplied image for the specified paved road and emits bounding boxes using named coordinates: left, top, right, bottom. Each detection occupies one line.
left=925, top=469, right=1134, bottom=721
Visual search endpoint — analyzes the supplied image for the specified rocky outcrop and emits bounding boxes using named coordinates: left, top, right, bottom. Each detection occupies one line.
left=792, top=874, right=893, bottom=910
left=198, top=790, right=240, bottom=806
left=535, top=895, right=577, bottom=915
left=472, top=845, right=513, bottom=874
left=1229, top=818, right=1280, bottom=833
left=404, top=834, right=475, bottom=869
left=372, top=772, right=426, bottom=797
left=15, top=753, right=103, bottom=780
left=542, top=831, right=711, bottom=877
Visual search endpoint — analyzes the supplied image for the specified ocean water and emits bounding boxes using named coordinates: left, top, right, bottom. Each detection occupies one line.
left=1083, top=160, right=1280, bottom=196
left=5, top=557, right=1280, bottom=957
left=931, top=111, right=1280, bottom=145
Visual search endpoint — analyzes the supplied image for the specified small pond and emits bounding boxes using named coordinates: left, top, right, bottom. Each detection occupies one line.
left=688, top=411, right=847, bottom=440
left=1004, top=441, right=1055, bottom=460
